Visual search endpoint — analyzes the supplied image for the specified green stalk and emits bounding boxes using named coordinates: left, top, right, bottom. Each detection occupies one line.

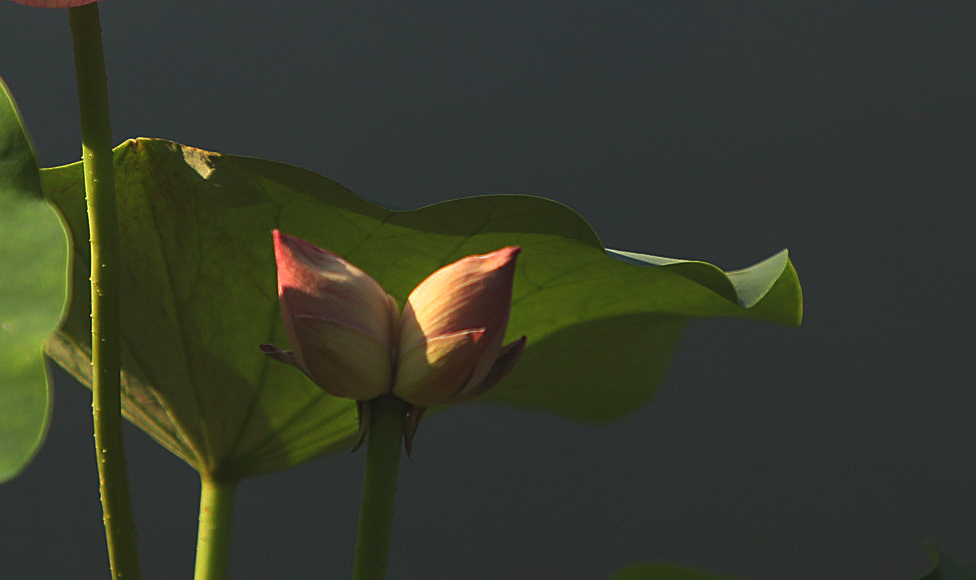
left=353, top=395, right=410, bottom=580
left=193, top=475, right=238, bottom=580
left=69, top=5, right=141, bottom=580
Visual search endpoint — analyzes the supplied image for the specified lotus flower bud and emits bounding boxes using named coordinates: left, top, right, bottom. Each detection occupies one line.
left=262, top=231, right=398, bottom=401
left=394, top=247, right=525, bottom=407
left=262, top=231, right=525, bottom=422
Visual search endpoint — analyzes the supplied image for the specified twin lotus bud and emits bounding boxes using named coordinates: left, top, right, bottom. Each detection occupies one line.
left=261, top=230, right=526, bottom=452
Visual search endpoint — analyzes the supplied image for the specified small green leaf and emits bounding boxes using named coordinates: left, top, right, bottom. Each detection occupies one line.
left=0, top=76, right=67, bottom=483
left=917, top=546, right=976, bottom=580
left=608, top=563, right=749, bottom=580
left=42, top=138, right=801, bottom=479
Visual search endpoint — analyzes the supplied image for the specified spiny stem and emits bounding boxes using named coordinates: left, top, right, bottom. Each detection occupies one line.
left=69, top=5, right=141, bottom=580
left=193, top=475, right=237, bottom=580
left=353, top=395, right=409, bottom=580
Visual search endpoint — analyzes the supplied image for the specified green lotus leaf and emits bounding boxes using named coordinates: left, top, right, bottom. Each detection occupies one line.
left=42, top=138, right=801, bottom=480
left=0, top=76, right=67, bottom=483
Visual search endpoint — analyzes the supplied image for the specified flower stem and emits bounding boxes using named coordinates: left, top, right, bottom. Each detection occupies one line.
left=353, top=395, right=409, bottom=580
left=193, top=475, right=238, bottom=580
left=69, top=5, right=142, bottom=580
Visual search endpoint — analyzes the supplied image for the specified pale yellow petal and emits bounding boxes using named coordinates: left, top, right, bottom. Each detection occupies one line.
left=392, top=328, right=486, bottom=407
left=403, top=247, right=519, bottom=346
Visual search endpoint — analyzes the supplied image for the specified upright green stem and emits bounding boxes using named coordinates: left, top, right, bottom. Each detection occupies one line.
left=353, top=395, right=409, bottom=580
left=193, top=475, right=238, bottom=580
left=69, top=5, right=141, bottom=580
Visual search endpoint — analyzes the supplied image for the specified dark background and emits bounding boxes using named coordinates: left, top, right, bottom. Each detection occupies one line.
left=2, top=1, right=975, bottom=579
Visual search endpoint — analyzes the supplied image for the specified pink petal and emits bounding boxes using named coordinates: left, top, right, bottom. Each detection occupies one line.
left=273, top=230, right=398, bottom=399
left=289, top=315, right=392, bottom=400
